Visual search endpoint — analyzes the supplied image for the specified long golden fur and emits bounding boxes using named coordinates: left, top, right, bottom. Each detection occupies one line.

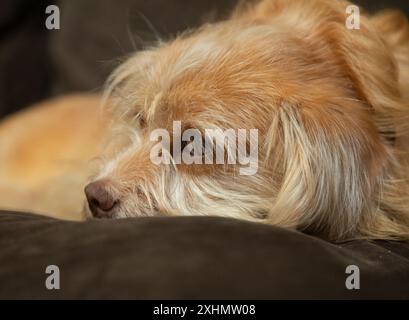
left=0, top=0, right=409, bottom=241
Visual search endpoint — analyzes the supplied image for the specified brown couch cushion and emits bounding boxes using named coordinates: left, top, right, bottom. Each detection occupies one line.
left=0, top=211, right=408, bottom=299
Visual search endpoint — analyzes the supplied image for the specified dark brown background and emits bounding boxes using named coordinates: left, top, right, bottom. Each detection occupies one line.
left=0, top=0, right=408, bottom=119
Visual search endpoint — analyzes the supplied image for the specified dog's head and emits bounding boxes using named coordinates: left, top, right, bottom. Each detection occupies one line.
left=84, top=0, right=409, bottom=240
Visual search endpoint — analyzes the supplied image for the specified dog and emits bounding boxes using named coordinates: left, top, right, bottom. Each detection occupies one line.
left=0, top=0, right=409, bottom=241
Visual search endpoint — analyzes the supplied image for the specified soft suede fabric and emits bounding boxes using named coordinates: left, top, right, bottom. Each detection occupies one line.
left=0, top=211, right=408, bottom=299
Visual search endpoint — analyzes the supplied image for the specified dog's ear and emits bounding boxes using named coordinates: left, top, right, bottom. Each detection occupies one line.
left=241, top=0, right=409, bottom=138
left=310, top=7, right=409, bottom=140
left=265, top=101, right=388, bottom=240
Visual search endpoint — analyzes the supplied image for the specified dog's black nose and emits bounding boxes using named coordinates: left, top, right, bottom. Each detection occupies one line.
left=85, top=180, right=118, bottom=218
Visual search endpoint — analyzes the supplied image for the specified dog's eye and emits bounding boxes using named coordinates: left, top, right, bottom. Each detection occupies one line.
left=180, top=140, right=189, bottom=151
left=133, top=112, right=146, bottom=128
left=180, top=137, right=206, bottom=158
left=139, top=115, right=146, bottom=127
left=180, top=139, right=197, bottom=153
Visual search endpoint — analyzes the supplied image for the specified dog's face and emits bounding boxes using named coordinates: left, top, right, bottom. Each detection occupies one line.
left=84, top=0, right=407, bottom=240
left=86, top=20, right=293, bottom=221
